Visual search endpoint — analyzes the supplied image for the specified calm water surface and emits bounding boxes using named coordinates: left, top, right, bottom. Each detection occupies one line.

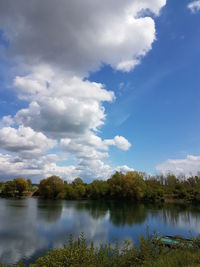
left=0, top=198, right=200, bottom=265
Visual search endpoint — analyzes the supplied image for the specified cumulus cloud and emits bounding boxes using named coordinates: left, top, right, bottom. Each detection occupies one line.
left=13, top=67, right=114, bottom=137
left=116, top=165, right=135, bottom=173
left=188, top=0, right=200, bottom=13
left=156, top=155, right=200, bottom=177
left=0, top=0, right=166, bottom=181
left=0, top=116, right=14, bottom=127
left=0, top=126, right=56, bottom=157
left=0, top=153, right=80, bottom=182
left=112, top=136, right=132, bottom=151
left=5, top=66, right=131, bottom=180
left=61, top=134, right=131, bottom=159
left=61, top=137, right=108, bottom=160
left=0, top=152, right=133, bottom=182
left=116, top=59, right=140, bottom=72
left=0, top=0, right=166, bottom=74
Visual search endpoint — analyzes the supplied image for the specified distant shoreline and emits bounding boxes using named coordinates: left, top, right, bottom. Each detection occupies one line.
left=1, top=172, right=200, bottom=204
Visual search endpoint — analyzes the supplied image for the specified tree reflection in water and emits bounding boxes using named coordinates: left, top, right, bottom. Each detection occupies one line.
left=162, top=204, right=200, bottom=227
left=75, top=201, right=148, bottom=226
left=37, top=199, right=63, bottom=223
left=75, top=200, right=200, bottom=230
left=1, top=199, right=200, bottom=266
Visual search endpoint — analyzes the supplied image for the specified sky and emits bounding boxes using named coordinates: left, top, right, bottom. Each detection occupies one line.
left=0, top=0, right=200, bottom=182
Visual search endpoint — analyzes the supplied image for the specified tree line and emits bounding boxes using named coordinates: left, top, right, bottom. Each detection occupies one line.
left=1, top=171, right=200, bottom=202
left=0, top=178, right=36, bottom=198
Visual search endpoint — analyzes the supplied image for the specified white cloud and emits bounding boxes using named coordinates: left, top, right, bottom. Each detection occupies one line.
left=0, top=152, right=134, bottom=182
left=0, top=0, right=167, bottom=181
left=14, top=67, right=114, bottom=137
left=61, top=137, right=108, bottom=160
left=103, top=136, right=132, bottom=151
left=0, top=0, right=166, bottom=74
left=0, top=67, right=133, bottom=181
left=116, top=165, right=135, bottom=173
left=188, top=0, right=200, bottom=13
left=0, top=153, right=79, bottom=182
left=156, top=155, right=200, bottom=177
left=113, top=136, right=132, bottom=151
left=76, top=159, right=113, bottom=181
left=0, top=126, right=56, bottom=157
left=116, top=59, right=140, bottom=72
left=61, top=134, right=131, bottom=159
left=1, top=115, right=14, bottom=127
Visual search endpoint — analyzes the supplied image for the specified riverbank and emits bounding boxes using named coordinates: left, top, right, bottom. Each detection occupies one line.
left=1, top=234, right=200, bottom=267
left=163, top=197, right=187, bottom=204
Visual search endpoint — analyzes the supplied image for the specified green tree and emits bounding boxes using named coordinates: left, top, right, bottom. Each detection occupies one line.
left=0, top=182, right=3, bottom=194
left=72, top=177, right=84, bottom=186
left=1, top=180, right=16, bottom=197
left=65, top=184, right=79, bottom=199
left=122, top=171, right=146, bottom=200
left=87, top=180, right=109, bottom=199
left=1, top=178, right=29, bottom=198
left=14, top=178, right=29, bottom=197
left=107, top=171, right=124, bottom=198
left=165, top=174, right=178, bottom=189
left=107, top=171, right=146, bottom=200
left=27, top=178, right=32, bottom=190
left=39, top=176, right=64, bottom=199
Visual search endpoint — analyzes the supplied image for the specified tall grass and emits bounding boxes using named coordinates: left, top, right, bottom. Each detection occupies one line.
left=1, top=233, right=200, bottom=267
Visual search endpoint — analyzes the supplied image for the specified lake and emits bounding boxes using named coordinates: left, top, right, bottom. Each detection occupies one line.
left=0, top=198, right=200, bottom=266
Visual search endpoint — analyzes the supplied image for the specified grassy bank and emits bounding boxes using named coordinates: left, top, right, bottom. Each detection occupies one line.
left=1, top=234, right=200, bottom=267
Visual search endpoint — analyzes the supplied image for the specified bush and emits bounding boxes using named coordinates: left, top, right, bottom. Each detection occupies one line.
left=29, top=241, right=200, bottom=267
left=1, top=234, right=198, bottom=267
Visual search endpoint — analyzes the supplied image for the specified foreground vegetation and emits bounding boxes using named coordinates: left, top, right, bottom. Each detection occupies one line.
left=1, top=171, right=200, bottom=203
left=1, top=234, right=200, bottom=267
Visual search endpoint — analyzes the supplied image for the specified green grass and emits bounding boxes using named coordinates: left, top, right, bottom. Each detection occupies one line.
left=1, top=234, right=200, bottom=267
left=142, top=250, right=200, bottom=267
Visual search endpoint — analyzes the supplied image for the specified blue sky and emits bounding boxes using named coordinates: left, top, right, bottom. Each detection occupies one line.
left=0, top=0, right=200, bottom=181
left=90, top=0, right=200, bottom=174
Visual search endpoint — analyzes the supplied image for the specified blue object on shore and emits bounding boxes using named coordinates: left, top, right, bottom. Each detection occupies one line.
left=157, top=235, right=193, bottom=248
